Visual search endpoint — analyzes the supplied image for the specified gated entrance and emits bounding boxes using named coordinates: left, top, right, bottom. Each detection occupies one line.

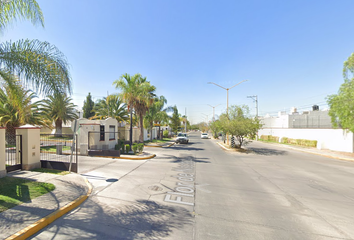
left=40, top=134, right=78, bottom=173
left=5, top=135, right=22, bottom=172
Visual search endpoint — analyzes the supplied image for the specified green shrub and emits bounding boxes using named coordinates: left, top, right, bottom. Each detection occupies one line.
left=132, top=144, right=138, bottom=154
left=281, top=137, right=288, bottom=144
left=259, top=135, right=278, bottom=142
left=138, top=143, right=144, bottom=152
left=114, top=144, right=120, bottom=151
left=163, top=130, right=169, bottom=138
left=125, top=144, right=130, bottom=153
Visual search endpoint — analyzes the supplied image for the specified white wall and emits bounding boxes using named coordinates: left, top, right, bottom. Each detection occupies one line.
left=259, top=128, right=354, bottom=153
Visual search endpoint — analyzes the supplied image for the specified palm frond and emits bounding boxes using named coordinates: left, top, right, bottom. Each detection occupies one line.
left=0, top=0, right=44, bottom=33
left=0, top=39, right=71, bottom=94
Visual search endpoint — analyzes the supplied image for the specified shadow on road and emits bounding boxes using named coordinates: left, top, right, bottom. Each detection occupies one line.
left=32, top=198, right=193, bottom=239
left=154, top=154, right=210, bottom=164
left=246, top=147, right=288, bottom=156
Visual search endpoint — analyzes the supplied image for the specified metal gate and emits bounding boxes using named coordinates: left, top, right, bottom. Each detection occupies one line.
left=40, top=134, right=78, bottom=173
left=6, top=135, right=22, bottom=172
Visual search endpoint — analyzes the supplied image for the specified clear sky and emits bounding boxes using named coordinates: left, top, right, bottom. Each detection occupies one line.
left=3, top=0, right=354, bottom=124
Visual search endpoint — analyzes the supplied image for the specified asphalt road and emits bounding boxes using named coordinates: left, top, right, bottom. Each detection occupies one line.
left=30, top=132, right=354, bottom=239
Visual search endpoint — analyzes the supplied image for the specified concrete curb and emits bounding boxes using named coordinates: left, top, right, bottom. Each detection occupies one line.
left=6, top=175, right=93, bottom=240
left=284, top=146, right=354, bottom=162
left=217, top=142, right=232, bottom=151
left=217, top=139, right=354, bottom=163
left=144, top=142, right=175, bottom=148
left=90, top=154, right=157, bottom=160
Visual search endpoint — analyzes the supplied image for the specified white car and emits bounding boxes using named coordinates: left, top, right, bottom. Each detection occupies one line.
left=176, top=133, right=189, bottom=144
left=201, top=133, right=209, bottom=139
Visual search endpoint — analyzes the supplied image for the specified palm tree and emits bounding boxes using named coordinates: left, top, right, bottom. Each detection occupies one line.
left=144, top=95, right=170, bottom=141
left=113, top=73, right=156, bottom=144
left=39, top=93, right=78, bottom=136
left=92, top=94, right=129, bottom=122
left=0, top=0, right=71, bottom=95
left=0, top=74, right=46, bottom=143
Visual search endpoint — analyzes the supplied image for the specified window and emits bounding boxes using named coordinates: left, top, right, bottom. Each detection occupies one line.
left=109, top=125, right=115, bottom=140
left=100, top=125, right=105, bottom=141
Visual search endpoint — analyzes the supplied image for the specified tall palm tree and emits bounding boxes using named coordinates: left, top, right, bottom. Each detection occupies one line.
left=144, top=95, right=170, bottom=140
left=39, top=93, right=78, bottom=136
left=0, top=74, right=45, bottom=143
left=113, top=73, right=156, bottom=144
left=92, top=94, right=129, bottom=122
left=134, top=76, right=156, bottom=142
left=0, top=0, right=71, bottom=95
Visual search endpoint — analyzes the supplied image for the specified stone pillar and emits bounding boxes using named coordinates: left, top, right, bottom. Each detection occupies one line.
left=0, top=127, right=6, bottom=178
left=15, top=125, right=41, bottom=170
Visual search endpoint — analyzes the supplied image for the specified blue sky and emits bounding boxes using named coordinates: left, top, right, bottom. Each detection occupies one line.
left=3, top=0, right=354, bottom=124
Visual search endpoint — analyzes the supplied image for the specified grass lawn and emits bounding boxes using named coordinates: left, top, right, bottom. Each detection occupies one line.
left=40, top=146, right=71, bottom=152
left=144, top=138, right=172, bottom=144
left=0, top=177, right=55, bottom=212
left=31, top=168, right=69, bottom=175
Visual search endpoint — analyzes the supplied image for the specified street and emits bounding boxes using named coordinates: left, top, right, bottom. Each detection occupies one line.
left=30, top=132, right=354, bottom=239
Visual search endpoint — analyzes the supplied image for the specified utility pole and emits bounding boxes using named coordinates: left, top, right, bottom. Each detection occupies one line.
left=208, top=80, right=248, bottom=145
left=247, top=95, right=258, bottom=117
left=247, top=95, right=258, bottom=140
left=208, top=104, right=221, bottom=121
left=185, top=108, right=187, bottom=133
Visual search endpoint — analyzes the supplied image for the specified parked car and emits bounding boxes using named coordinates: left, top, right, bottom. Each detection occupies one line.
left=176, top=133, right=189, bottom=144
left=201, top=133, right=209, bottom=139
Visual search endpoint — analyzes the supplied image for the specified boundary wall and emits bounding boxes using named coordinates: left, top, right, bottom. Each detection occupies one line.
left=259, top=128, right=354, bottom=153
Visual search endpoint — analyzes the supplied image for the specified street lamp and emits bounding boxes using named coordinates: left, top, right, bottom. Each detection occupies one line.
left=208, top=80, right=248, bottom=145
left=208, top=104, right=221, bottom=121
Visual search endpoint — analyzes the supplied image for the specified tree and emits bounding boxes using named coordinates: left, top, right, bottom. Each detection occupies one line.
left=144, top=95, right=169, bottom=141
left=92, top=94, right=129, bottom=122
left=218, top=105, right=261, bottom=148
left=39, top=93, right=78, bottom=136
left=113, top=73, right=156, bottom=143
left=327, top=53, right=354, bottom=132
left=0, top=1, right=72, bottom=95
left=170, top=106, right=181, bottom=135
left=0, top=74, right=45, bottom=143
left=209, top=120, right=221, bottom=139
left=83, top=92, right=95, bottom=118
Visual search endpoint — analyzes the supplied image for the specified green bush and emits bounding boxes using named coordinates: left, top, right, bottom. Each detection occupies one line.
left=163, top=130, right=169, bottom=138
left=259, top=135, right=278, bottom=142
left=281, top=137, right=288, bottom=144
left=132, top=144, right=138, bottom=154
left=138, top=143, right=144, bottom=152
left=125, top=144, right=130, bottom=153
left=114, top=144, right=120, bottom=151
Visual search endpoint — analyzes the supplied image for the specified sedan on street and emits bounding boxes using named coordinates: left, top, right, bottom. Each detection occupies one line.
left=201, top=133, right=209, bottom=139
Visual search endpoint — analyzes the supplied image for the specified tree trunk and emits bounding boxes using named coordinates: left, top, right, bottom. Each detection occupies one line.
left=150, top=126, right=153, bottom=142
left=139, top=113, right=144, bottom=143
left=55, top=119, right=63, bottom=137
left=129, top=109, right=133, bottom=151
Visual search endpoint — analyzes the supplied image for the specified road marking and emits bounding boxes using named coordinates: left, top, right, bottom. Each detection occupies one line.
left=164, top=158, right=195, bottom=206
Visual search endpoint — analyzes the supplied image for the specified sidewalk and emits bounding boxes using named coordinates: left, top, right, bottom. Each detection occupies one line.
left=0, top=145, right=169, bottom=239
left=0, top=171, right=89, bottom=239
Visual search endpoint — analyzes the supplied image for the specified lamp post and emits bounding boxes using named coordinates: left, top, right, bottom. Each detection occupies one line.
left=247, top=95, right=258, bottom=117
left=208, top=80, right=248, bottom=145
left=208, top=104, right=221, bottom=122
